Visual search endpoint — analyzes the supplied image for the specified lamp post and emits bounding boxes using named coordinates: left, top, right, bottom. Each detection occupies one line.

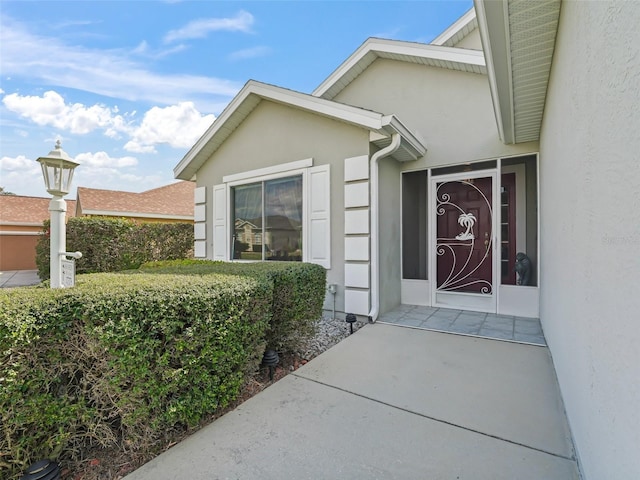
left=36, top=141, right=80, bottom=288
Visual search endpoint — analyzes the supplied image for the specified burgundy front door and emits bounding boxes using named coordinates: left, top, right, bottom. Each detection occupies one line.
left=435, top=176, right=493, bottom=295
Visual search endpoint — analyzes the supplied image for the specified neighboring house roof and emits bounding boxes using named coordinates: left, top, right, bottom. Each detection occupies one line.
left=76, top=181, right=194, bottom=220
left=312, top=37, right=486, bottom=101
left=174, top=80, right=427, bottom=181
left=431, top=8, right=478, bottom=47
left=0, top=195, right=76, bottom=227
left=475, top=0, right=561, bottom=144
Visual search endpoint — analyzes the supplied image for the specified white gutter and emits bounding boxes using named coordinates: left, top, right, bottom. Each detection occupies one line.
left=368, top=133, right=402, bottom=323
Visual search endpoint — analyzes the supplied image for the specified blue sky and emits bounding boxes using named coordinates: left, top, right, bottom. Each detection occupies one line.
left=0, top=0, right=472, bottom=198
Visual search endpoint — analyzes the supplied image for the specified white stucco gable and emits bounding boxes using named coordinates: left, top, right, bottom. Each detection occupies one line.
left=431, top=7, right=481, bottom=49
left=174, top=80, right=426, bottom=181
left=312, top=38, right=486, bottom=101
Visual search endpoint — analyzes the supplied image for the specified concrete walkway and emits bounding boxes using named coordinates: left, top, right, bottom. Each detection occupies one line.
left=125, top=323, right=579, bottom=479
left=0, top=270, right=41, bottom=288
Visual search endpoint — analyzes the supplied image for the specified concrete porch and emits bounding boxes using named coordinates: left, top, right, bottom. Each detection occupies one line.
left=124, top=323, right=577, bottom=479
left=378, top=304, right=546, bottom=346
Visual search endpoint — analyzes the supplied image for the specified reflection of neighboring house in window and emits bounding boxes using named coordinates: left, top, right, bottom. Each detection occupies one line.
left=235, top=215, right=302, bottom=258
left=234, top=218, right=260, bottom=251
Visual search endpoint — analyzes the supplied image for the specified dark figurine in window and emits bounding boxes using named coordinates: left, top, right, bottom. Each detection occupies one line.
left=514, top=252, right=532, bottom=286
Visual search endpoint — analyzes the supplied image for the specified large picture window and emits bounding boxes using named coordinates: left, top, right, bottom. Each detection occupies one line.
left=232, top=175, right=303, bottom=261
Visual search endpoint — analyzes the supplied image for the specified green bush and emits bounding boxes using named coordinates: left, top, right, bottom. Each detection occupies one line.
left=0, top=261, right=326, bottom=478
left=36, top=217, right=194, bottom=280
left=138, top=260, right=327, bottom=352
left=0, top=272, right=270, bottom=478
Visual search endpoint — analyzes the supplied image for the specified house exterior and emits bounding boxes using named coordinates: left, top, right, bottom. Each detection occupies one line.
left=0, top=195, right=76, bottom=270
left=175, top=1, right=640, bottom=477
left=75, top=181, right=195, bottom=223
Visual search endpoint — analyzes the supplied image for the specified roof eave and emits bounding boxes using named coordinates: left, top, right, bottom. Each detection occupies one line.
left=312, top=38, right=486, bottom=100
left=475, top=0, right=515, bottom=144
left=432, top=7, right=478, bottom=46
left=382, top=115, right=427, bottom=161
left=174, top=80, right=423, bottom=179
left=475, top=0, right=561, bottom=145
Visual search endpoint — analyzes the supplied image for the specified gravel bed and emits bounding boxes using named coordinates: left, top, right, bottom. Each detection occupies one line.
left=295, top=314, right=367, bottom=360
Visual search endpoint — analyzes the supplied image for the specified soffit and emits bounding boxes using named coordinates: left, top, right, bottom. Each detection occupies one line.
left=476, top=0, right=561, bottom=144
left=313, top=38, right=487, bottom=101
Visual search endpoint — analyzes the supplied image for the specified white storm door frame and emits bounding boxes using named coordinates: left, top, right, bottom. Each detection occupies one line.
left=429, top=169, right=499, bottom=313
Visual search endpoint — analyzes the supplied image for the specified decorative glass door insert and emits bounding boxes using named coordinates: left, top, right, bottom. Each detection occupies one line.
left=434, top=176, right=493, bottom=296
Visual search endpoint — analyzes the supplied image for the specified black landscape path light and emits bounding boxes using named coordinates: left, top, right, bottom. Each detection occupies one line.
left=346, top=313, right=357, bottom=334
left=20, top=459, right=61, bottom=480
left=262, top=349, right=279, bottom=381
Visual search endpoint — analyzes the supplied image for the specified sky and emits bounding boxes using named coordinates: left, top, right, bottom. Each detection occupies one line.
left=0, top=0, right=473, bottom=199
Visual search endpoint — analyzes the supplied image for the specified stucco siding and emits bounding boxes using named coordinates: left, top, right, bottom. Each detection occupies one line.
left=377, top=151, right=403, bottom=314
left=453, top=28, right=482, bottom=50
left=539, top=2, right=640, bottom=478
left=195, top=100, right=370, bottom=312
left=332, top=58, right=539, bottom=168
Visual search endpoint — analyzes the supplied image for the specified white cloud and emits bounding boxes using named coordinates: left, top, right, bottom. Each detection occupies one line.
left=164, top=11, right=254, bottom=43
left=75, top=151, right=138, bottom=168
left=124, top=102, right=214, bottom=152
left=0, top=16, right=241, bottom=109
left=2, top=90, right=213, bottom=153
left=229, top=46, right=272, bottom=61
left=1, top=154, right=37, bottom=171
left=0, top=154, right=44, bottom=194
left=73, top=166, right=167, bottom=194
left=2, top=91, right=127, bottom=135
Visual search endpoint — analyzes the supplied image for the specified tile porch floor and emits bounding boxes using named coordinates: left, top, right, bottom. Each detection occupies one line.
left=378, top=305, right=546, bottom=346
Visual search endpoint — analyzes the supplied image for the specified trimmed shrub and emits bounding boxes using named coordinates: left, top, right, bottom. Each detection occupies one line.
left=0, top=272, right=270, bottom=478
left=138, top=260, right=327, bottom=352
left=36, top=217, right=194, bottom=280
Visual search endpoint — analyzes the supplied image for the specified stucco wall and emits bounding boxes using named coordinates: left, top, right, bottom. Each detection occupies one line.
left=195, top=100, right=370, bottom=312
left=453, top=27, right=482, bottom=50
left=378, top=153, right=402, bottom=314
left=334, top=59, right=539, bottom=311
left=538, top=2, right=640, bottom=478
left=333, top=59, right=538, bottom=169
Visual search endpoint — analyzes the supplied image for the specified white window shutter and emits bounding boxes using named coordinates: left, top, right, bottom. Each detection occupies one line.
left=308, top=164, right=331, bottom=269
left=212, top=184, right=227, bottom=261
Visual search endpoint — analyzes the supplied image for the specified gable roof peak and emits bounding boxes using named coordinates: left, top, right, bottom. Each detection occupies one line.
left=431, top=7, right=478, bottom=47
left=312, top=35, right=486, bottom=101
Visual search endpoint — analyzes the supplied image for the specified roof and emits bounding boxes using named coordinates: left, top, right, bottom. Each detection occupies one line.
left=431, top=8, right=478, bottom=47
left=174, top=80, right=427, bottom=181
left=475, top=0, right=561, bottom=143
left=76, top=181, right=195, bottom=220
left=312, top=37, right=486, bottom=101
left=0, top=195, right=76, bottom=226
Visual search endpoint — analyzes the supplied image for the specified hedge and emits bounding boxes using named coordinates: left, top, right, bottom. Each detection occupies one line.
left=138, top=260, right=327, bottom=352
left=0, top=260, right=326, bottom=478
left=36, top=217, right=194, bottom=280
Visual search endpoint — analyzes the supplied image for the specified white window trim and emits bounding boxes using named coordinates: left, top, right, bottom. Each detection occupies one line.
left=217, top=159, right=330, bottom=268
left=223, top=158, right=313, bottom=184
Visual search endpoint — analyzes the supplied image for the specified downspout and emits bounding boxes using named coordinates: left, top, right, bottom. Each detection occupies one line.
left=368, top=132, right=401, bottom=323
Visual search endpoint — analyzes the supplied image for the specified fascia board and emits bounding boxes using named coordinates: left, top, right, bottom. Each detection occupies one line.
left=432, top=7, right=477, bottom=46
left=174, top=81, right=256, bottom=180
left=0, top=221, right=44, bottom=227
left=382, top=115, right=428, bottom=159
left=313, top=38, right=486, bottom=99
left=250, top=81, right=385, bottom=130
left=82, top=210, right=193, bottom=220
left=474, top=0, right=515, bottom=144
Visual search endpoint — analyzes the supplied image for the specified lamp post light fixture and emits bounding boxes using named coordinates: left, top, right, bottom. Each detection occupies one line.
left=36, top=141, right=81, bottom=288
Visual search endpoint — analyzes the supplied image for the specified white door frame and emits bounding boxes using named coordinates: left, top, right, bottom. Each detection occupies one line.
left=429, top=169, right=499, bottom=313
